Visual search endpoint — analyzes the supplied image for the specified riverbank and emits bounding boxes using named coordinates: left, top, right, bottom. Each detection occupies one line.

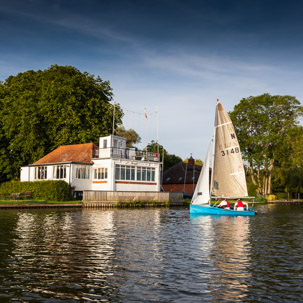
left=0, top=200, right=83, bottom=209
left=268, top=199, right=303, bottom=203
left=0, top=200, right=183, bottom=209
left=1, top=199, right=302, bottom=209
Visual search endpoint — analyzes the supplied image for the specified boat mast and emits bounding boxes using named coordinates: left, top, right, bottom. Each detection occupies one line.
left=209, top=99, right=218, bottom=204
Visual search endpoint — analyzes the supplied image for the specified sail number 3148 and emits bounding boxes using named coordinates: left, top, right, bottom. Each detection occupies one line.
left=221, top=147, right=239, bottom=156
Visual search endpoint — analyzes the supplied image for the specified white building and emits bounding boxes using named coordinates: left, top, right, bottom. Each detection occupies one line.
left=20, top=135, right=161, bottom=199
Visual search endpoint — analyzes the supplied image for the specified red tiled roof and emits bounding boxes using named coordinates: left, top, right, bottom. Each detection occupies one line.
left=33, top=143, right=98, bottom=165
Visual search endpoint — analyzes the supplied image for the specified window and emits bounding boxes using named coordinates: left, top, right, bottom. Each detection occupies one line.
left=142, top=167, right=147, bottom=181
left=35, top=166, right=47, bottom=180
left=75, top=166, right=90, bottom=179
left=126, top=166, right=131, bottom=180
left=115, top=165, right=155, bottom=182
left=94, top=168, right=108, bottom=180
left=121, top=166, right=125, bottom=180
left=137, top=167, right=142, bottom=181
left=53, top=165, right=66, bottom=179
left=115, top=165, right=120, bottom=180
left=103, top=139, right=107, bottom=148
left=152, top=169, right=155, bottom=181
left=131, top=167, right=135, bottom=180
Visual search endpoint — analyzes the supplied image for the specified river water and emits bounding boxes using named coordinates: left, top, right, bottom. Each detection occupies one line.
left=0, top=204, right=303, bottom=302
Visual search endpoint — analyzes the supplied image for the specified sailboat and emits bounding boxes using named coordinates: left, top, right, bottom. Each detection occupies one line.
left=190, top=100, right=255, bottom=216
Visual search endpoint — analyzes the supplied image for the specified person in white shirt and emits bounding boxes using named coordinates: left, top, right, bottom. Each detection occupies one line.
left=217, top=199, right=230, bottom=210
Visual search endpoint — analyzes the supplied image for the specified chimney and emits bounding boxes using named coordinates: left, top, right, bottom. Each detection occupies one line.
left=188, top=154, right=195, bottom=166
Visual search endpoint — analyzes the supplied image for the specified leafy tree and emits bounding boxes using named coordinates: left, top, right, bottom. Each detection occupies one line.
left=273, top=126, right=303, bottom=199
left=0, top=65, right=123, bottom=182
left=230, top=94, right=303, bottom=196
left=115, top=126, right=141, bottom=147
left=146, top=140, right=182, bottom=171
left=184, top=158, right=203, bottom=166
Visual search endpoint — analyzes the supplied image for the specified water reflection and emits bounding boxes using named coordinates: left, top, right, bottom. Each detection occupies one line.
left=0, top=206, right=303, bottom=302
left=190, top=215, right=252, bottom=301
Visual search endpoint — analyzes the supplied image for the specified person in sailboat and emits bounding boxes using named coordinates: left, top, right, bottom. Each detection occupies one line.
left=217, top=199, right=230, bottom=209
left=234, top=199, right=249, bottom=211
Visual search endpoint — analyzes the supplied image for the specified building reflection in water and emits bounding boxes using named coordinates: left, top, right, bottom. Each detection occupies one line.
left=10, top=210, right=118, bottom=300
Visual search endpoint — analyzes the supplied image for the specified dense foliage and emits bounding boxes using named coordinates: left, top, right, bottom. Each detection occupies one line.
left=0, top=180, right=70, bottom=201
left=230, top=94, right=303, bottom=197
left=0, top=65, right=123, bottom=182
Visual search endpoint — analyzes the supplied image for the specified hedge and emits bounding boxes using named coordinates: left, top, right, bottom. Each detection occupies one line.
left=0, top=180, right=70, bottom=201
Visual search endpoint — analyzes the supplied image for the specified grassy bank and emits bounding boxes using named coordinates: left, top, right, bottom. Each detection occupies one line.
left=0, top=200, right=82, bottom=205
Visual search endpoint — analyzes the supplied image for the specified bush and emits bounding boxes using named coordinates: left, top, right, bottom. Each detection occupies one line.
left=266, top=194, right=277, bottom=201
left=0, top=180, right=70, bottom=201
left=275, top=192, right=287, bottom=200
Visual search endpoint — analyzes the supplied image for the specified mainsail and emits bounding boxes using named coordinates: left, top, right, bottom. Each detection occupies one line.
left=211, top=102, right=248, bottom=198
left=191, top=143, right=211, bottom=205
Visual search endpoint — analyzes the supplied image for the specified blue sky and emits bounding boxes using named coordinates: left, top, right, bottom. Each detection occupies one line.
left=1, top=0, right=303, bottom=159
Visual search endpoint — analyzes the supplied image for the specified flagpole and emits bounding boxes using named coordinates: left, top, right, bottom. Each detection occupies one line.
left=112, top=96, right=116, bottom=136
left=144, top=108, right=147, bottom=148
left=112, top=97, right=116, bottom=155
left=156, top=107, right=159, bottom=156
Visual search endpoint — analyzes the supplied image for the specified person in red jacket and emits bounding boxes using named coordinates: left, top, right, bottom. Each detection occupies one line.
left=217, top=199, right=230, bottom=209
left=234, top=199, right=248, bottom=211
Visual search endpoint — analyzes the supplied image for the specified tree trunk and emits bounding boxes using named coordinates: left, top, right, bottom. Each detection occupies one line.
left=249, top=162, right=257, bottom=185
left=263, top=173, right=267, bottom=196
left=257, top=165, right=262, bottom=195
left=267, top=159, right=275, bottom=195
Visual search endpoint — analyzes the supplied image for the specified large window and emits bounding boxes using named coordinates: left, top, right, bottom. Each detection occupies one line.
left=116, top=165, right=155, bottom=182
left=75, top=166, right=90, bottom=179
left=94, top=168, right=108, bottom=180
left=35, top=166, right=47, bottom=180
left=53, top=165, right=66, bottom=179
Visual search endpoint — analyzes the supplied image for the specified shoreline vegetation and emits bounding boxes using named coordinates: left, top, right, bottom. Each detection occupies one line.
left=0, top=199, right=302, bottom=209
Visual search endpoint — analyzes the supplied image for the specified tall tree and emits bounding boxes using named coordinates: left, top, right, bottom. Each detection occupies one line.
left=0, top=65, right=123, bottom=182
left=230, top=94, right=303, bottom=196
left=146, top=140, right=182, bottom=171
left=115, top=126, right=141, bottom=147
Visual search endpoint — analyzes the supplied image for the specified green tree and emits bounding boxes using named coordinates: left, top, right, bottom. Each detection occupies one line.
left=115, top=126, right=141, bottom=147
left=0, top=65, right=123, bottom=182
left=230, top=94, right=303, bottom=196
left=146, top=140, right=182, bottom=171
left=184, top=158, right=203, bottom=166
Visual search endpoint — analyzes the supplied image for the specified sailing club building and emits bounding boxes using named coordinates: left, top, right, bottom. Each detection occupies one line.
left=20, top=135, right=161, bottom=199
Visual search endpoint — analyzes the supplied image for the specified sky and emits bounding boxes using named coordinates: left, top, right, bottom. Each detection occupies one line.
left=1, top=0, right=303, bottom=160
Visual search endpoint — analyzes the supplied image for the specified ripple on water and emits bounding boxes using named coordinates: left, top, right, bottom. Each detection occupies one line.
left=0, top=205, right=303, bottom=302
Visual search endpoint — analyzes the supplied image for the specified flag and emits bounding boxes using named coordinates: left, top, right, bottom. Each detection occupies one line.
left=144, top=108, right=148, bottom=119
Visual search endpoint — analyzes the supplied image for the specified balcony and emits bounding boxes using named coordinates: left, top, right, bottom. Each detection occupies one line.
left=93, top=147, right=160, bottom=162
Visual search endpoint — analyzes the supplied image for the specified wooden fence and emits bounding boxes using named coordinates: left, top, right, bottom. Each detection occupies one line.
left=83, top=191, right=183, bottom=208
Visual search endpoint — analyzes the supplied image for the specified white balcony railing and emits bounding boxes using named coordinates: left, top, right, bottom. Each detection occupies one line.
left=94, top=148, right=160, bottom=162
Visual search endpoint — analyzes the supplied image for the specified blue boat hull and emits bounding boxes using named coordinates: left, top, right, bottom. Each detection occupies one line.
left=190, top=204, right=255, bottom=216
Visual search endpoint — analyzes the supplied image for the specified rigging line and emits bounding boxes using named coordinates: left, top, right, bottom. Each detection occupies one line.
left=121, top=106, right=157, bottom=117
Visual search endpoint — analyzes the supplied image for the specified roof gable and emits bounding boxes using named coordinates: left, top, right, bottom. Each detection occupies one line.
left=163, top=162, right=202, bottom=184
left=33, top=143, right=98, bottom=165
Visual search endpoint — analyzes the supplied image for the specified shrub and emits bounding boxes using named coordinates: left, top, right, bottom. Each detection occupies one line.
left=0, top=180, right=70, bottom=201
left=266, top=194, right=277, bottom=201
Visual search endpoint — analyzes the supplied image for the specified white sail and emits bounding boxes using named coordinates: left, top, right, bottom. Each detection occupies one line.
left=191, top=143, right=211, bottom=205
left=211, top=102, right=248, bottom=198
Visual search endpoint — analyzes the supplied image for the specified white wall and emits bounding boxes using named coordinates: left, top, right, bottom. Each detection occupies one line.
left=20, top=166, right=30, bottom=181
left=69, top=164, right=92, bottom=191
left=20, top=151, right=161, bottom=193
